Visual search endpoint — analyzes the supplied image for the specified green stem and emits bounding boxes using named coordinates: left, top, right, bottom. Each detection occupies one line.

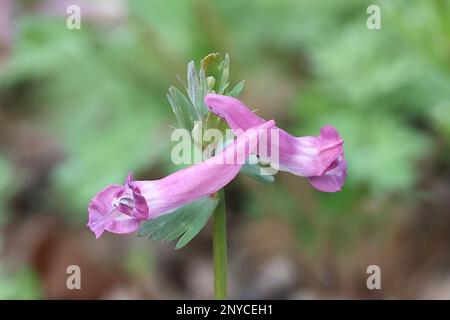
left=212, top=189, right=227, bottom=299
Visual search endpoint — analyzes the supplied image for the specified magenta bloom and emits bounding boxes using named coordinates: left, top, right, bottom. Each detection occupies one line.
left=87, top=120, right=275, bottom=238
left=204, top=94, right=347, bottom=192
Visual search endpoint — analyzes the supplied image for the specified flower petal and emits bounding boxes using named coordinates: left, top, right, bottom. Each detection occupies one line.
left=309, top=156, right=347, bottom=192
left=278, top=125, right=344, bottom=177
left=205, top=93, right=346, bottom=191
left=104, top=212, right=141, bottom=235
left=87, top=185, right=125, bottom=238
left=130, top=184, right=150, bottom=220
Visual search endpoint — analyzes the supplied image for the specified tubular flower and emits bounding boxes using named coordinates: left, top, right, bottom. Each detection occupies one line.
left=204, top=93, right=347, bottom=192
left=87, top=120, right=275, bottom=238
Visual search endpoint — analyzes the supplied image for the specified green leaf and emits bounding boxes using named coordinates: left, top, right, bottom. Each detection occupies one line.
left=216, top=55, right=230, bottom=94
left=240, top=155, right=275, bottom=185
left=187, top=61, right=201, bottom=118
left=169, top=53, right=244, bottom=131
left=228, top=80, right=246, bottom=98
left=240, top=162, right=275, bottom=185
left=201, top=52, right=221, bottom=77
left=197, top=68, right=210, bottom=117
left=167, top=91, right=190, bottom=130
left=139, top=196, right=219, bottom=249
left=168, top=86, right=199, bottom=129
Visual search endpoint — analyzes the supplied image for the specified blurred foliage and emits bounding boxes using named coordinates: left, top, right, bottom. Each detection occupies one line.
left=291, top=0, right=450, bottom=193
left=1, top=7, right=172, bottom=218
left=0, top=156, right=15, bottom=225
left=0, top=266, right=42, bottom=299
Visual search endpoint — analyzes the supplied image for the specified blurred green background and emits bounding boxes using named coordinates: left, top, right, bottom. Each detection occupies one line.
left=1, top=0, right=450, bottom=299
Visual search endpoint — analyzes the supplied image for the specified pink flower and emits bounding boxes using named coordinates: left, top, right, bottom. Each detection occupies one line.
left=87, top=120, right=275, bottom=238
left=204, top=93, right=347, bottom=192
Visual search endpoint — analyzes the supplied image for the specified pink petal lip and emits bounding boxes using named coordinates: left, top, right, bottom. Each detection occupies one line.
left=309, top=156, right=347, bottom=192
left=87, top=184, right=131, bottom=238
